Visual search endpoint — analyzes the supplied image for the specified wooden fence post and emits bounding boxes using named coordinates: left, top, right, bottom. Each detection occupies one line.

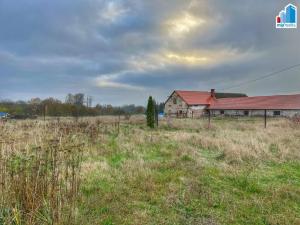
left=264, top=109, right=267, bottom=128
left=208, top=110, right=211, bottom=129
left=118, top=107, right=121, bottom=135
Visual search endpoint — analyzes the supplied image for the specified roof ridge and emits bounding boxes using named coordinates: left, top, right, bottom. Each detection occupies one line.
left=215, top=93, right=300, bottom=101
left=175, top=90, right=209, bottom=93
left=209, top=93, right=300, bottom=110
left=248, top=93, right=300, bottom=98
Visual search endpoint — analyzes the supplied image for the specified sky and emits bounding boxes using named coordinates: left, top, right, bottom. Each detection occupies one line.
left=0, top=0, right=299, bottom=106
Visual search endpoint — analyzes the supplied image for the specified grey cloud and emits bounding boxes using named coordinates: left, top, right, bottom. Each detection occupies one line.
left=0, top=0, right=299, bottom=105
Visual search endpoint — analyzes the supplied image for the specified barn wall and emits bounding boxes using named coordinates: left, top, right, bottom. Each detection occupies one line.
left=164, top=92, right=208, bottom=118
left=250, top=110, right=300, bottom=117
left=164, top=92, right=188, bottom=117
left=187, top=106, right=207, bottom=118
left=211, top=109, right=300, bottom=117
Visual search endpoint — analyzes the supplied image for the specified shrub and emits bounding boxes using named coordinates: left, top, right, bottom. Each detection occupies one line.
left=146, top=96, right=155, bottom=128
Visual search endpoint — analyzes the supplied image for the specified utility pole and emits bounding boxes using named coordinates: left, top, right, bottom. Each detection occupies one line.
left=118, top=107, right=121, bottom=134
left=155, top=104, right=159, bottom=127
left=89, top=96, right=92, bottom=108
left=86, top=96, right=93, bottom=108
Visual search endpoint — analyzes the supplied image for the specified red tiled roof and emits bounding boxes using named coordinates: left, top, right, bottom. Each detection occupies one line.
left=209, top=94, right=300, bottom=110
left=175, top=90, right=213, bottom=105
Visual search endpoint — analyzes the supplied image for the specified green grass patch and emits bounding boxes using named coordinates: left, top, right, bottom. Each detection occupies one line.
left=194, top=162, right=300, bottom=224
left=76, top=121, right=300, bottom=224
left=108, top=152, right=128, bottom=168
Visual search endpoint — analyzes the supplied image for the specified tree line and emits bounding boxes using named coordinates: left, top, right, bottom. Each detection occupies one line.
left=0, top=93, right=150, bottom=117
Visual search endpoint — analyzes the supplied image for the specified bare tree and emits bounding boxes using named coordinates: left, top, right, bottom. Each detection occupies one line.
left=65, top=94, right=75, bottom=104
left=74, top=93, right=85, bottom=106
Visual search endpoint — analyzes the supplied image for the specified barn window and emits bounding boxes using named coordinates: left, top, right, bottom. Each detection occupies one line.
left=220, top=110, right=225, bottom=115
left=273, top=111, right=281, bottom=116
left=173, top=98, right=177, bottom=104
left=244, top=111, right=249, bottom=116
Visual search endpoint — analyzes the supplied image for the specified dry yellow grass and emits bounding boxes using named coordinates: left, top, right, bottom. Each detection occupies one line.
left=159, top=117, right=300, bottom=162
left=1, top=116, right=300, bottom=224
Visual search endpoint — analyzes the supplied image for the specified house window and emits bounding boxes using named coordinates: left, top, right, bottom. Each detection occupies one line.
left=220, top=110, right=225, bottom=115
left=173, top=98, right=177, bottom=104
left=273, top=111, right=281, bottom=116
left=244, top=111, right=249, bottom=116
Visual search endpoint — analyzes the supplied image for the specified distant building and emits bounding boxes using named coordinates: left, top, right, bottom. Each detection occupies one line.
left=164, top=89, right=300, bottom=118
left=164, top=90, right=213, bottom=118
left=164, top=89, right=246, bottom=118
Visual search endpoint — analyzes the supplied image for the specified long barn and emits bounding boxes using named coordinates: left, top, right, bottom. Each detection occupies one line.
left=164, top=89, right=300, bottom=118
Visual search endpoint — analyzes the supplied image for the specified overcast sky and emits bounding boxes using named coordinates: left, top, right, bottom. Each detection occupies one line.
left=0, top=0, right=299, bottom=105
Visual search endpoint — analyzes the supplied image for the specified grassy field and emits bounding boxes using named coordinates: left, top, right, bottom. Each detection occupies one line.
left=1, top=116, right=300, bottom=225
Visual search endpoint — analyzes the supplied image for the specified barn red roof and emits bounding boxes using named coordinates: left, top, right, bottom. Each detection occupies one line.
left=175, top=90, right=213, bottom=105
left=209, top=94, right=300, bottom=110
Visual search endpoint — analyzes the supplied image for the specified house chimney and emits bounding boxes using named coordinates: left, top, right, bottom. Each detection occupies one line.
left=210, top=89, right=215, bottom=98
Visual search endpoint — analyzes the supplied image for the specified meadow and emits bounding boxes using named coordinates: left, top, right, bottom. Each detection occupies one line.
left=0, top=116, right=300, bottom=225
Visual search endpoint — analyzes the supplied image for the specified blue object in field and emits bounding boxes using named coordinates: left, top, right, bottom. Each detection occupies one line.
left=0, top=112, right=8, bottom=118
left=158, top=112, right=164, bottom=118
